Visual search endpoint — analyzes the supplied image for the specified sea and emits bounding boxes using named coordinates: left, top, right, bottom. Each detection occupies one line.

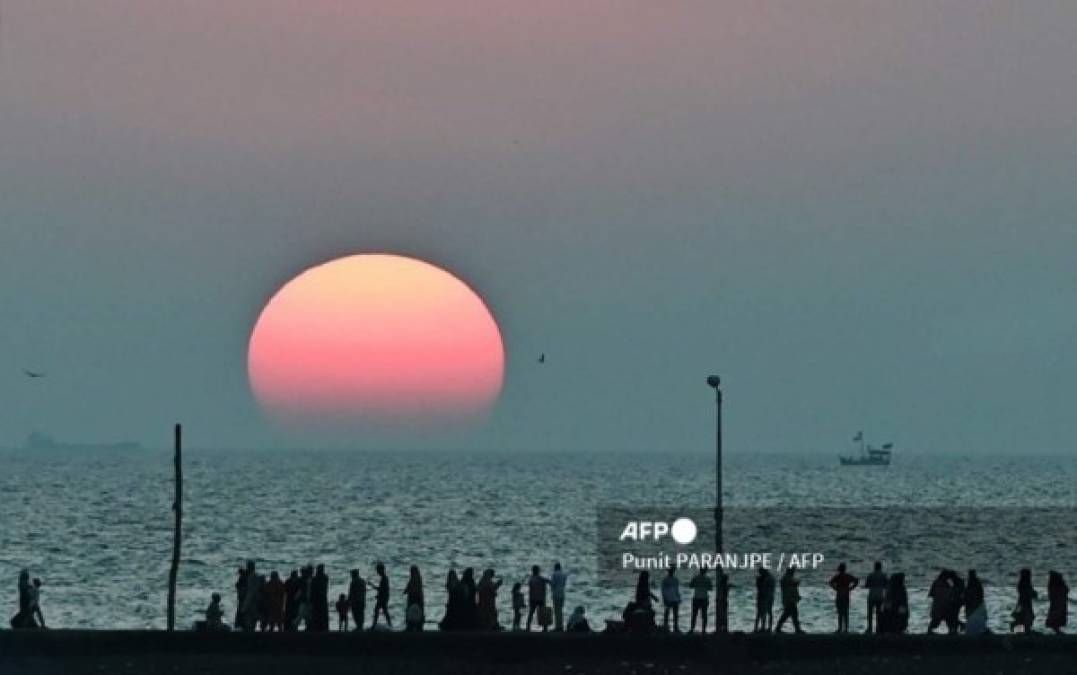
left=2, top=449, right=1075, bottom=633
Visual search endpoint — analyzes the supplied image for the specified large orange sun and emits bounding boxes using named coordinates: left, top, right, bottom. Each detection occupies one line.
left=248, top=254, right=505, bottom=430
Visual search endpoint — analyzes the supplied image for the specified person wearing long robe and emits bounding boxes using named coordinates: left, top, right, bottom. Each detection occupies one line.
left=311, top=564, right=330, bottom=632
left=283, top=570, right=301, bottom=631
left=927, top=571, right=951, bottom=634
left=263, top=571, right=286, bottom=631
left=1010, top=568, right=1037, bottom=633
left=477, top=569, right=503, bottom=630
left=460, top=568, right=479, bottom=630
left=10, top=570, right=33, bottom=629
left=880, top=572, right=909, bottom=633
left=1046, top=571, right=1069, bottom=634
left=233, top=567, right=247, bottom=630
left=403, top=565, right=424, bottom=631
left=964, top=570, right=989, bottom=636
left=404, top=566, right=424, bottom=612
left=439, top=570, right=463, bottom=631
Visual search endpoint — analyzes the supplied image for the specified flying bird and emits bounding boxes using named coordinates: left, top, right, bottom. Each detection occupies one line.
left=24, top=370, right=46, bottom=378
left=538, top=353, right=545, bottom=364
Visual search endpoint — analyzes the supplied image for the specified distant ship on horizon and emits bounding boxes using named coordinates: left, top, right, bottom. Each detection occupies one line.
left=25, top=432, right=142, bottom=452
left=839, top=431, right=892, bottom=466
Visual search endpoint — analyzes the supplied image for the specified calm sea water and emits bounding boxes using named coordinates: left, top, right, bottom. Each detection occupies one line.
left=1, top=449, right=1074, bottom=632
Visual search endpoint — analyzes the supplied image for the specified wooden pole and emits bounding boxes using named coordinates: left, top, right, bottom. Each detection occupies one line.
left=166, top=423, right=182, bottom=631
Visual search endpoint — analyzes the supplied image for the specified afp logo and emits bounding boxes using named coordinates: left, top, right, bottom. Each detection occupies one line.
left=618, top=517, right=697, bottom=545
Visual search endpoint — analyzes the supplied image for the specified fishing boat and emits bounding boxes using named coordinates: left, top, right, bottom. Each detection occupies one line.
left=839, top=431, right=892, bottom=466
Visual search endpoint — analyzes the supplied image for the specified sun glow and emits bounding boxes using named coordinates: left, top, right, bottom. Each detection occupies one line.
left=248, top=254, right=505, bottom=430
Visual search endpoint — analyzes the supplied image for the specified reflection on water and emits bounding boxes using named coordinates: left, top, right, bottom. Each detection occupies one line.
left=1, top=449, right=1074, bottom=632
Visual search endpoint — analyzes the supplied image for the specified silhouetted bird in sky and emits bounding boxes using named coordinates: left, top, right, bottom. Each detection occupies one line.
left=538, top=353, right=545, bottom=364
left=24, top=370, right=46, bottom=378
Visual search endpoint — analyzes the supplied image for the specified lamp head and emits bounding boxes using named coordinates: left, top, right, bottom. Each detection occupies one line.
left=706, top=375, right=721, bottom=388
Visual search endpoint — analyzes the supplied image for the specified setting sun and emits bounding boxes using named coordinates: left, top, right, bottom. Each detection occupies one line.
left=248, top=254, right=505, bottom=430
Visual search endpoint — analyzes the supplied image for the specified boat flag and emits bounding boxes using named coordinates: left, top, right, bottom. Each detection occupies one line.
left=853, top=431, right=863, bottom=442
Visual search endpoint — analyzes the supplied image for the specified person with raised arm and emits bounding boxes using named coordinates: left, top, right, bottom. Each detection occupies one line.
left=828, top=562, right=859, bottom=634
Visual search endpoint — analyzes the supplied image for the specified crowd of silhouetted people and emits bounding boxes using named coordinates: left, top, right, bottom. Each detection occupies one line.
left=9, top=561, right=1071, bottom=635
left=192, top=560, right=583, bottom=634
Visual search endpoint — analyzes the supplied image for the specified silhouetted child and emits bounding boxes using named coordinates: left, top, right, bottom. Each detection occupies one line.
left=511, top=582, right=525, bottom=631
left=336, top=594, right=349, bottom=631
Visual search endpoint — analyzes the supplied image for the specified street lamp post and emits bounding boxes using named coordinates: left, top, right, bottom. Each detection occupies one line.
left=706, top=375, right=725, bottom=632
left=706, top=375, right=722, bottom=551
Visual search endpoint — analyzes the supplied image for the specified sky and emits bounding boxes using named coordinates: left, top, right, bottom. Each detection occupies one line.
left=1, top=1, right=1075, bottom=454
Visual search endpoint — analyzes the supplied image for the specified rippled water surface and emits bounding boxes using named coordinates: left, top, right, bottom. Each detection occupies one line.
left=2, top=450, right=1074, bottom=632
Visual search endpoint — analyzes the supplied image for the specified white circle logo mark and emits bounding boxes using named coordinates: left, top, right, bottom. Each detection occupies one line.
left=670, top=517, right=697, bottom=545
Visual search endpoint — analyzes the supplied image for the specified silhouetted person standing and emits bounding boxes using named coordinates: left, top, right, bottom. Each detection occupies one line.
left=311, top=564, right=330, bottom=632
left=526, top=565, right=551, bottom=632
left=283, top=570, right=301, bottom=631
left=10, top=570, right=35, bottom=629
left=336, top=594, right=349, bottom=631
left=1046, top=571, right=1069, bottom=634
left=371, top=562, right=392, bottom=629
left=1010, top=568, right=1037, bottom=633
left=550, top=562, right=569, bottom=631
left=754, top=569, right=775, bottom=633
left=635, top=570, right=659, bottom=610
left=511, top=582, right=525, bottom=631
left=263, top=571, right=285, bottom=631
left=233, top=567, right=247, bottom=630
left=775, top=566, right=803, bottom=633
left=295, top=566, right=313, bottom=630
left=964, top=570, right=988, bottom=635
left=927, top=570, right=950, bottom=634
left=404, top=565, right=424, bottom=629
left=828, top=562, right=858, bottom=633
left=714, top=568, right=731, bottom=633
left=460, top=568, right=478, bottom=630
left=240, top=561, right=261, bottom=632
left=661, top=565, right=681, bottom=632
left=440, top=570, right=464, bottom=631
left=864, top=561, right=888, bottom=634
left=28, top=578, right=45, bottom=629
left=879, top=573, right=908, bottom=633
left=688, top=568, right=712, bottom=633
left=348, top=569, right=367, bottom=631
left=944, top=570, right=965, bottom=634
left=477, top=569, right=502, bottom=630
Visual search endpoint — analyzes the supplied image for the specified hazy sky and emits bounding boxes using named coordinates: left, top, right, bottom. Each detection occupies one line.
left=2, top=1, right=1075, bottom=453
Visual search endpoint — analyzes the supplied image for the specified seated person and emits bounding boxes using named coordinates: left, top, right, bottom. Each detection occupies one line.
left=566, top=606, right=590, bottom=632
left=199, top=593, right=230, bottom=631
